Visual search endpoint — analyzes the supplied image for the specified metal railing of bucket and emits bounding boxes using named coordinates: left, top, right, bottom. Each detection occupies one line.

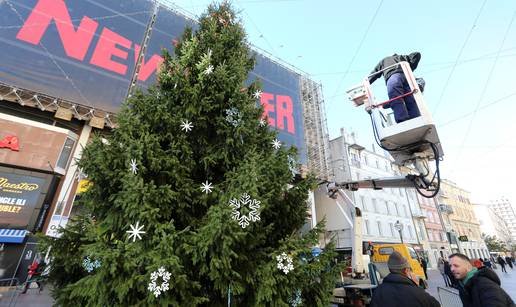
left=438, top=286, right=463, bottom=307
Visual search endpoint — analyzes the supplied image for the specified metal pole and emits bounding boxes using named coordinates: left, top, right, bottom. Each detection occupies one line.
left=399, top=230, right=404, bottom=244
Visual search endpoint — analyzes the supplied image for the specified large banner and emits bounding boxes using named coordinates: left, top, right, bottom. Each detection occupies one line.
left=0, top=0, right=154, bottom=112
left=0, top=173, right=47, bottom=227
left=0, top=0, right=307, bottom=162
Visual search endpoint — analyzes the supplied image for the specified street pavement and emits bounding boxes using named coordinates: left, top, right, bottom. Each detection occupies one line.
left=6, top=267, right=516, bottom=306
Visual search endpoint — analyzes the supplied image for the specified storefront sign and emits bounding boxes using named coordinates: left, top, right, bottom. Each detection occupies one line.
left=0, top=173, right=46, bottom=227
left=0, top=135, right=19, bottom=151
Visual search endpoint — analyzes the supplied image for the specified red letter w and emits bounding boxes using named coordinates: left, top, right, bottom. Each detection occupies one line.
left=16, top=0, right=98, bottom=61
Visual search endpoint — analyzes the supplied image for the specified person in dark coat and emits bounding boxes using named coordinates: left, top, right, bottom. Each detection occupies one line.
left=483, top=257, right=493, bottom=269
left=368, top=52, right=422, bottom=123
left=449, top=253, right=514, bottom=307
left=497, top=256, right=507, bottom=273
left=370, top=251, right=440, bottom=307
left=505, top=256, right=513, bottom=269
left=444, top=259, right=458, bottom=288
left=420, top=257, right=428, bottom=280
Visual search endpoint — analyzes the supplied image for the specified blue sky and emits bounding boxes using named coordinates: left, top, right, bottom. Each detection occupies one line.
left=171, top=0, right=516, bottom=204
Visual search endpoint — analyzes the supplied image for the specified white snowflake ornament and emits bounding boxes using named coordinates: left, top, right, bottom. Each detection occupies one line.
left=82, top=257, right=101, bottom=273
left=271, top=139, right=282, bottom=150
left=148, top=266, right=171, bottom=298
left=229, top=193, right=261, bottom=228
left=289, top=289, right=302, bottom=307
left=203, top=64, right=214, bottom=75
left=130, top=159, right=138, bottom=174
left=180, top=120, right=193, bottom=132
left=225, top=107, right=242, bottom=127
left=126, top=221, right=146, bottom=242
left=200, top=181, right=213, bottom=194
left=259, top=118, right=267, bottom=127
left=276, top=252, right=294, bottom=274
left=253, top=90, right=262, bottom=99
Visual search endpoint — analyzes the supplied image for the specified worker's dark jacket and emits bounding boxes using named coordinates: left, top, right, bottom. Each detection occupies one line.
left=369, top=52, right=421, bottom=84
left=458, top=267, right=515, bottom=307
left=370, top=273, right=440, bottom=307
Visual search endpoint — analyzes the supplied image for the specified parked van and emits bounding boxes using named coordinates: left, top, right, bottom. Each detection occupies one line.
left=371, top=244, right=427, bottom=288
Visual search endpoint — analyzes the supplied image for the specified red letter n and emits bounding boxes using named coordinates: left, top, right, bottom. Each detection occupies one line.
left=133, top=44, right=164, bottom=81
left=276, top=95, right=295, bottom=134
left=16, top=0, right=98, bottom=61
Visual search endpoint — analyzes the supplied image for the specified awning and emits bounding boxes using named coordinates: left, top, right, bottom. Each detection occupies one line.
left=0, top=229, right=28, bottom=243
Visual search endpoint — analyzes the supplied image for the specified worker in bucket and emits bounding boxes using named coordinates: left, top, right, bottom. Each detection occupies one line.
left=368, top=52, right=422, bottom=123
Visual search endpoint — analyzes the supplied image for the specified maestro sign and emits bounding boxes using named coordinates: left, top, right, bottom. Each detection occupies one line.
left=0, top=173, right=46, bottom=227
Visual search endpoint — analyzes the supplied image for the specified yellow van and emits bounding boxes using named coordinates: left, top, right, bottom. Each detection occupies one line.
left=371, top=244, right=427, bottom=288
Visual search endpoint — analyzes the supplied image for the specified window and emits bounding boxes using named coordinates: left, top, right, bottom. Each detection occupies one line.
left=377, top=221, right=383, bottom=236
left=359, top=195, right=365, bottom=210
left=427, top=229, right=433, bottom=241
left=56, top=136, right=76, bottom=171
left=365, top=220, right=370, bottom=234
left=375, top=160, right=380, bottom=169
left=408, top=247, right=418, bottom=259
left=408, top=225, right=413, bottom=238
left=389, top=223, right=395, bottom=237
left=364, top=155, right=369, bottom=165
left=395, top=203, right=400, bottom=216
left=418, top=223, right=426, bottom=240
left=372, top=198, right=378, bottom=212
left=385, top=201, right=390, bottom=214
left=379, top=247, right=394, bottom=255
left=403, top=205, right=408, bottom=217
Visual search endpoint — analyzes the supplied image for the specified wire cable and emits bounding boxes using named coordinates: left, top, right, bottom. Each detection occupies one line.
left=327, top=0, right=384, bottom=108
left=450, top=7, right=516, bottom=175
left=432, top=0, right=488, bottom=118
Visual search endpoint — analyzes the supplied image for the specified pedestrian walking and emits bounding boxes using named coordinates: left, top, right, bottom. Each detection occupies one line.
left=438, top=257, right=451, bottom=287
left=505, top=256, right=513, bottom=269
left=420, top=257, right=428, bottom=280
left=498, top=256, right=508, bottom=273
left=370, top=251, right=440, bottom=307
left=368, top=52, right=422, bottom=123
left=449, top=253, right=514, bottom=307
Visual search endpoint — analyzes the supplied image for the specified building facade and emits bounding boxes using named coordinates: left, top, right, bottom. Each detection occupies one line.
left=417, top=193, right=451, bottom=268
left=488, top=198, right=516, bottom=244
left=329, top=129, right=427, bottom=252
left=473, top=203, right=512, bottom=248
left=438, top=180, right=489, bottom=259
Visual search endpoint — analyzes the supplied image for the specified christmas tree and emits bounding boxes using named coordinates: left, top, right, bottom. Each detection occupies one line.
left=40, top=3, right=339, bottom=306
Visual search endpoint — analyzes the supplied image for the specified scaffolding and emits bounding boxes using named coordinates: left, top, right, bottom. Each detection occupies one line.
left=300, top=76, right=331, bottom=181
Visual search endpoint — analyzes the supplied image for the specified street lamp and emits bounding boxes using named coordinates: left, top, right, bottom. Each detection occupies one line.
left=394, top=220, right=404, bottom=244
